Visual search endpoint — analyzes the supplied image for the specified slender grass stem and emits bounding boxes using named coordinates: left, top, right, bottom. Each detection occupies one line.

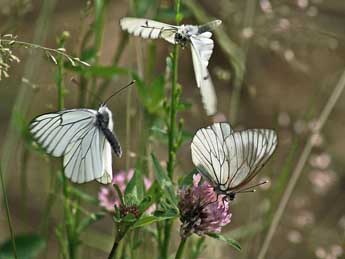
left=257, top=69, right=345, bottom=259
left=125, top=87, right=132, bottom=171
left=175, top=238, right=187, bottom=259
left=0, top=39, right=89, bottom=67
left=230, top=0, right=256, bottom=123
left=0, top=163, right=17, bottom=259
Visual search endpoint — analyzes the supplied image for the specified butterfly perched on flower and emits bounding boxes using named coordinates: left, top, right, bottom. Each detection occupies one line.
left=120, top=17, right=222, bottom=116
left=29, top=81, right=134, bottom=184
left=191, top=122, right=278, bottom=201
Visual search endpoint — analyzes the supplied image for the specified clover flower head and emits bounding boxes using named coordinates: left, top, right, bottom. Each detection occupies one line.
left=178, top=174, right=232, bottom=238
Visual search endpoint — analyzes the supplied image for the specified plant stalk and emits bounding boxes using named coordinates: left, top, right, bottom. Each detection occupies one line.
left=163, top=1, right=182, bottom=257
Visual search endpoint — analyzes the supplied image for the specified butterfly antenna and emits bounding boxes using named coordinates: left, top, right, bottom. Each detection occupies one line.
left=236, top=180, right=269, bottom=194
left=103, top=80, right=135, bottom=105
left=237, top=189, right=256, bottom=194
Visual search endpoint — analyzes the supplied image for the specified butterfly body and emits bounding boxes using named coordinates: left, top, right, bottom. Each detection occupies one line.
left=174, top=25, right=198, bottom=47
left=191, top=123, right=278, bottom=201
left=95, top=105, right=122, bottom=157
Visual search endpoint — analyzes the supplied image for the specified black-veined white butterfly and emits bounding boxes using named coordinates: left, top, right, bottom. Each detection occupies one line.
left=29, top=81, right=134, bottom=184
left=120, top=17, right=221, bottom=116
left=191, top=122, right=278, bottom=201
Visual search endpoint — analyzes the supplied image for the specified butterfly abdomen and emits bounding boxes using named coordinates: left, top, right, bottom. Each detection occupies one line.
left=101, top=126, right=122, bottom=158
left=96, top=108, right=122, bottom=157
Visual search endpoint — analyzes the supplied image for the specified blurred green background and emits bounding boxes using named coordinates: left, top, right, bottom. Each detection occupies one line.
left=0, top=0, right=345, bottom=258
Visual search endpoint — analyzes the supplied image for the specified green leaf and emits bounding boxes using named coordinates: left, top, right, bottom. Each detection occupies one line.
left=114, top=184, right=124, bottom=205
left=178, top=169, right=197, bottom=188
left=151, top=154, right=178, bottom=207
left=0, top=234, right=46, bottom=259
left=124, top=169, right=144, bottom=205
left=124, top=170, right=138, bottom=204
left=77, top=212, right=106, bottom=233
left=206, top=233, right=241, bottom=251
left=131, top=210, right=178, bottom=229
left=136, top=181, right=163, bottom=214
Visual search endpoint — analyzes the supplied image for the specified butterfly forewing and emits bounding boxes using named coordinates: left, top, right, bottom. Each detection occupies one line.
left=120, top=17, right=177, bottom=44
left=191, top=123, right=234, bottom=186
left=198, top=20, right=222, bottom=34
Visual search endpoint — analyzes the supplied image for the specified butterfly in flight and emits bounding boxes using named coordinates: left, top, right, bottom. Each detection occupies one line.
left=29, top=81, right=134, bottom=184
left=191, top=122, right=278, bottom=201
left=120, top=17, right=222, bottom=116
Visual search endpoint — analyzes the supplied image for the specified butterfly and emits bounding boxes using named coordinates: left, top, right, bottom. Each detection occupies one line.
left=120, top=17, right=221, bottom=116
left=191, top=122, right=278, bottom=201
left=29, top=81, right=134, bottom=184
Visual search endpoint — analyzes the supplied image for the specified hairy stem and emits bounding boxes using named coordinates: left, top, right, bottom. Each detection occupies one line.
left=163, top=1, right=182, bottom=258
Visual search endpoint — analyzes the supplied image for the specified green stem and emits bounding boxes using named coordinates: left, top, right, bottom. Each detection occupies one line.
left=175, top=238, right=187, bottom=259
left=0, top=163, right=17, bottom=258
left=125, top=86, right=132, bottom=171
left=163, top=1, right=182, bottom=258
left=20, top=149, right=29, bottom=218
left=167, top=45, right=180, bottom=179
left=56, top=38, right=77, bottom=259
left=108, top=226, right=130, bottom=259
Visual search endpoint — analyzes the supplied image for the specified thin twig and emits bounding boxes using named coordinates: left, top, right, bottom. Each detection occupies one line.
left=258, top=69, right=345, bottom=259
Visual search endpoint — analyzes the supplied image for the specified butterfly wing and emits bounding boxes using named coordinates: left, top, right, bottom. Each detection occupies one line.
left=191, top=123, right=234, bottom=186
left=190, top=33, right=217, bottom=115
left=223, top=129, right=278, bottom=190
left=96, top=141, right=113, bottom=184
left=30, top=109, right=108, bottom=183
left=120, top=17, right=177, bottom=44
left=197, top=20, right=222, bottom=34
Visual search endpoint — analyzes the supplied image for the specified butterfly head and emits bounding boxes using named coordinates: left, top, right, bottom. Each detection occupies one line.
left=214, top=185, right=236, bottom=201
left=175, top=25, right=197, bottom=47
left=97, top=105, right=114, bottom=131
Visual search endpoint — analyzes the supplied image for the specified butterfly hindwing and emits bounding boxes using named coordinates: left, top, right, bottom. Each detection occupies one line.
left=224, top=129, right=277, bottom=189
left=190, top=34, right=217, bottom=115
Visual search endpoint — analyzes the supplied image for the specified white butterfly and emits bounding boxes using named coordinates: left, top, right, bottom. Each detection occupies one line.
left=28, top=82, right=135, bottom=184
left=120, top=17, right=221, bottom=116
left=191, top=122, right=278, bottom=200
